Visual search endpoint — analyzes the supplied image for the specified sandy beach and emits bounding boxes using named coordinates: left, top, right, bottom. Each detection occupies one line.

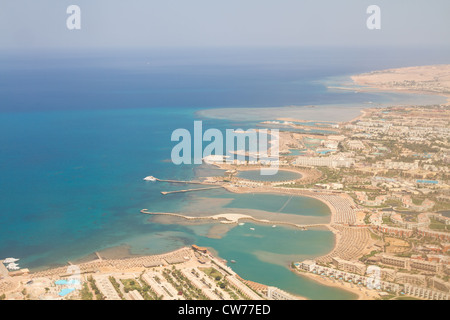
left=294, top=269, right=379, bottom=300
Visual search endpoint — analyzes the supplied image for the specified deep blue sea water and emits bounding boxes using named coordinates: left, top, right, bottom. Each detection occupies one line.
left=1, top=46, right=449, bottom=299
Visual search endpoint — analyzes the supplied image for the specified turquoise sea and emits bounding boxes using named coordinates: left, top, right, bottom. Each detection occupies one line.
left=1, top=47, right=449, bottom=299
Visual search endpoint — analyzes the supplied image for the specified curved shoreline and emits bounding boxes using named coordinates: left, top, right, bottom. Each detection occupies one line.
left=145, top=184, right=366, bottom=263
left=13, top=179, right=361, bottom=300
left=221, top=185, right=341, bottom=224
left=220, top=186, right=378, bottom=299
left=292, top=268, right=377, bottom=300
left=211, top=164, right=323, bottom=186
left=144, top=183, right=373, bottom=299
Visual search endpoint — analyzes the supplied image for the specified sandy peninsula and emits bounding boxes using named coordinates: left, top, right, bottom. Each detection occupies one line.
left=352, top=64, right=450, bottom=104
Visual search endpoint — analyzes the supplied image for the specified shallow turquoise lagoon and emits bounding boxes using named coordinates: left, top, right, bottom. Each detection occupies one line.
left=192, top=223, right=356, bottom=300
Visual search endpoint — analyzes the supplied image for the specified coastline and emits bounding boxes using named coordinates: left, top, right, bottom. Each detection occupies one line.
left=142, top=182, right=375, bottom=299
left=6, top=64, right=449, bottom=300
left=9, top=185, right=361, bottom=299
left=3, top=246, right=310, bottom=300
left=350, top=64, right=450, bottom=105
left=226, top=186, right=376, bottom=299
left=121, top=66, right=450, bottom=299
left=293, top=269, right=379, bottom=300
left=28, top=247, right=195, bottom=278
left=350, top=82, right=450, bottom=106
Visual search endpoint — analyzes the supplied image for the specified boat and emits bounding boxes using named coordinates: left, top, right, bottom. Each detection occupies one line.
left=238, top=223, right=245, bottom=226
left=230, top=260, right=236, bottom=263
left=250, top=228, right=255, bottom=231
left=143, top=176, right=157, bottom=181
left=3, top=258, right=19, bottom=264
left=272, top=225, right=277, bottom=228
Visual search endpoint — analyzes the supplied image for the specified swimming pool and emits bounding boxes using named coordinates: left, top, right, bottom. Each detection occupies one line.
left=55, top=279, right=80, bottom=286
left=58, top=288, right=76, bottom=297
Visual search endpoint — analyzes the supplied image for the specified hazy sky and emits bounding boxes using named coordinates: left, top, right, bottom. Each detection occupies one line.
left=0, top=0, right=449, bottom=50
